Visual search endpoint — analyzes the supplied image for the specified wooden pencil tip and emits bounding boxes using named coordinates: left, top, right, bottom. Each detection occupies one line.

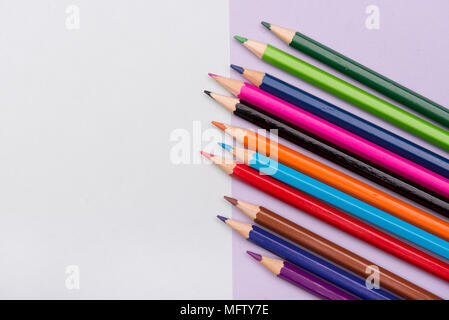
left=211, top=121, right=226, bottom=131
left=234, top=35, right=248, bottom=43
left=218, top=142, right=233, bottom=152
left=224, top=196, right=238, bottom=206
left=261, top=21, right=271, bottom=30
left=247, top=251, right=262, bottom=261
left=203, top=90, right=212, bottom=97
left=217, top=215, right=228, bottom=223
left=230, top=64, right=244, bottom=74
left=208, top=73, right=218, bottom=78
left=200, top=150, right=214, bottom=159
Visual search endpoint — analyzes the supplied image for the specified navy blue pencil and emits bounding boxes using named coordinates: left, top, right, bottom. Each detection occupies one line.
left=217, top=215, right=400, bottom=300
left=231, top=64, right=449, bottom=180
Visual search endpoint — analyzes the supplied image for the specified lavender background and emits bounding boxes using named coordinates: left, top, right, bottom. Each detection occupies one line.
left=228, top=0, right=449, bottom=299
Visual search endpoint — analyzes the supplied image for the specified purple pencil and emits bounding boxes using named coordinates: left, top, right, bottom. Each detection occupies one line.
left=247, top=251, right=358, bottom=300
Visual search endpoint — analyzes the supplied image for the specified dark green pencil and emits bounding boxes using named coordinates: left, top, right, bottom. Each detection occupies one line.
left=262, top=21, right=449, bottom=130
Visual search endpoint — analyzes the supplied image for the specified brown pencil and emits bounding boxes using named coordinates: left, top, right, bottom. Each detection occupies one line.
left=224, top=196, right=441, bottom=300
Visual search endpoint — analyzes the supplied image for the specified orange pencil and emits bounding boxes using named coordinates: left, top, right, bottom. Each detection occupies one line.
left=212, top=121, right=449, bottom=242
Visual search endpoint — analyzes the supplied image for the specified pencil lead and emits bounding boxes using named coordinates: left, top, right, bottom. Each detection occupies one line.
left=234, top=35, right=248, bottom=43
left=247, top=251, right=262, bottom=261
left=200, top=150, right=214, bottom=159
left=230, top=64, right=244, bottom=74
left=203, top=90, right=212, bottom=97
left=218, top=143, right=233, bottom=152
left=261, top=21, right=271, bottom=30
left=217, top=215, right=228, bottom=223
left=208, top=73, right=218, bottom=78
left=211, top=121, right=226, bottom=131
left=223, top=196, right=238, bottom=206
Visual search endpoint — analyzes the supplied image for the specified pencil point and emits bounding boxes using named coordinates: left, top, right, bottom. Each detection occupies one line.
left=224, top=196, right=238, bottom=206
left=217, top=215, right=228, bottom=223
left=203, top=90, right=212, bottom=97
left=247, top=251, right=262, bottom=261
left=208, top=73, right=218, bottom=78
left=200, top=150, right=214, bottom=159
left=234, top=35, right=248, bottom=43
left=211, top=121, right=226, bottom=131
left=230, top=64, right=244, bottom=74
left=261, top=21, right=271, bottom=30
left=218, top=143, right=233, bottom=152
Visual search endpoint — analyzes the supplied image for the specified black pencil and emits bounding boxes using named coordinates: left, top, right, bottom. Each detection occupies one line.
left=205, top=91, right=449, bottom=216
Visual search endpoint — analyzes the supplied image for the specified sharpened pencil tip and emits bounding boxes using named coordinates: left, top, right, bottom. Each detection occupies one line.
left=208, top=73, right=218, bottom=78
left=211, top=121, right=226, bottom=131
left=203, top=90, right=212, bottom=97
left=230, top=64, right=244, bottom=74
left=261, top=21, right=271, bottom=30
left=200, top=150, right=214, bottom=159
left=218, top=143, right=233, bottom=152
left=217, top=215, right=228, bottom=223
left=247, top=251, right=262, bottom=261
left=218, top=142, right=234, bottom=151
left=234, top=35, right=248, bottom=43
left=224, top=196, right=238, bottom=206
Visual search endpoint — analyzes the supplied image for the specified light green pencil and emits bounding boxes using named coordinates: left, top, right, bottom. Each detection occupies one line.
left=234, top=35, right=449, bottom=152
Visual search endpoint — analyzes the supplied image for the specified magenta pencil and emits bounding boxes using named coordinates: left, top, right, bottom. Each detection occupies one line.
left=210, top=74, right=449, bottom=199
left=247, top=251, right=357, bottom=300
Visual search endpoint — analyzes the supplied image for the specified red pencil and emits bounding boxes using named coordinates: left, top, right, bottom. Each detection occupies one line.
left=200, top=151, right=449, bottom=282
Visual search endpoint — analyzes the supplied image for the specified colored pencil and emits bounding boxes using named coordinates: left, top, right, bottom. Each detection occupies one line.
left=231, top=64, right=449, bottom=180
left=233, top=36, right=449, bottom=151
left=246, top=251, right=358, bottom=300
left=217, top=215, right=398, bottom=300
left=228, top=197, right=441, bottom=300
left=216, top=122, right=449, bottom=239
left=221, top=144, right=449, bottom=260
left=200, top=152, right=449, bottom=281
left=205, top=91, right=449, bottom=215
left=262, top=22, right=449, bottom=130
left=209, top=74, right=449, bottom=200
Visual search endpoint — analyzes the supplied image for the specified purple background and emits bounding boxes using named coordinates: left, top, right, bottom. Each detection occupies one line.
left=228, top=0, right=449, bottom=299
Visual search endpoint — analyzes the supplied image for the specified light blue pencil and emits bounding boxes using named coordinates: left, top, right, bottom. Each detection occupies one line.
left=219, top=143, right=449, bottom=260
